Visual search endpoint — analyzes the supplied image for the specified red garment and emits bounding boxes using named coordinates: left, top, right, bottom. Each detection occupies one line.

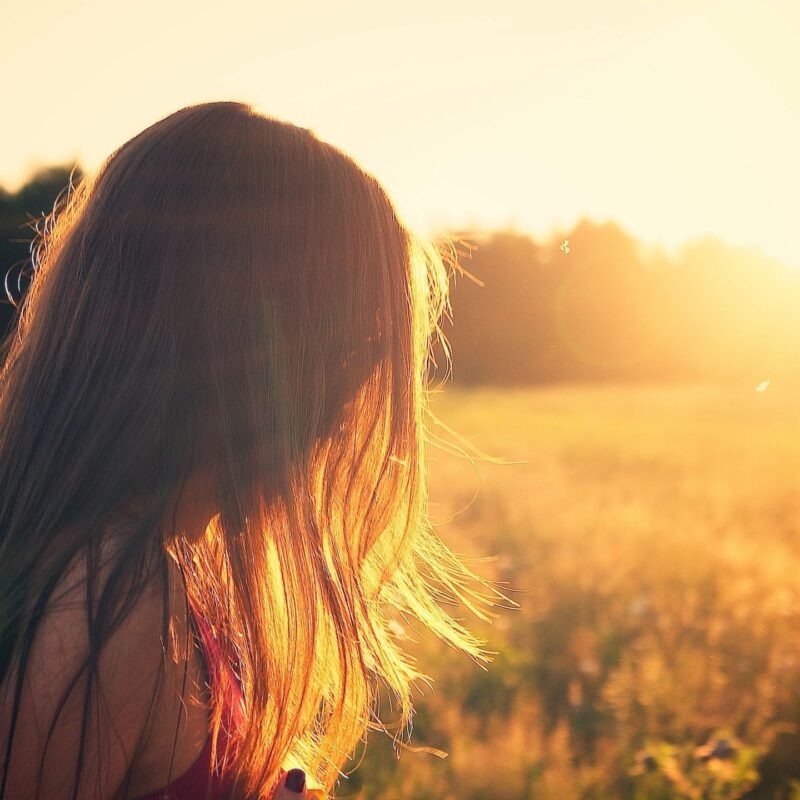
left=131, top=597, right=245, bottom=800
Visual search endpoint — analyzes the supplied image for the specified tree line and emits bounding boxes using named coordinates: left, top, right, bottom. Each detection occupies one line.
left=432, top=222, right=800, bottom=385
left=3, top=164, right=798, bottom=386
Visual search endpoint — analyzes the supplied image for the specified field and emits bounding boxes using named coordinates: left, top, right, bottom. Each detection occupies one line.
left=345, top=381, right=800, bottom=800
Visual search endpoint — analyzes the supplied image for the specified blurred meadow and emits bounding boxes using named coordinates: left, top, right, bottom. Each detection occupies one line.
left=344, top=381, right=800, bottom=800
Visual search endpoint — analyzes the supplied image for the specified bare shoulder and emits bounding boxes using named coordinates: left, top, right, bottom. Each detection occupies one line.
left=0, top=534, right=168, bottom=800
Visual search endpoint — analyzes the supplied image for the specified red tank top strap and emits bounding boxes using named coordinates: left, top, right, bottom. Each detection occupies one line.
left=186, top=593, right=246, bottom=764
left=130, top=593, right=244, bottom=800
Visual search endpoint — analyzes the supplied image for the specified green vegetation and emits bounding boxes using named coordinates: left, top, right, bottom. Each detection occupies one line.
left=345, top=382, right=800, bottom=799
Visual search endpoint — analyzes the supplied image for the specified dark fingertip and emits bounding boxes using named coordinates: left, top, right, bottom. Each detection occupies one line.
left=285, top=768, right=306, bottom=793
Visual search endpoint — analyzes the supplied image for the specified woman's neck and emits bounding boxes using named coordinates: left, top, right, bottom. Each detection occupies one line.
left=113, top=464, right=220, bottom=544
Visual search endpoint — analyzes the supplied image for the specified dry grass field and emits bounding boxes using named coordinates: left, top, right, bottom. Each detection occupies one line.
left=346, top=381, right=800, bottom=800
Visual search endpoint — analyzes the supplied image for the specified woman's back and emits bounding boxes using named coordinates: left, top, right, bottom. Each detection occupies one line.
left=127, top=563, right=244, bottom=800
left=0, top=524, right=220, bottom=800
left=120, top=550, right=230, bottom=800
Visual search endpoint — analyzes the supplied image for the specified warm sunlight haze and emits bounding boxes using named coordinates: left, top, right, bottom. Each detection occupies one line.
left=1, top=0, right=798, bottom=267
left=3, top=4, right=800, bottom=798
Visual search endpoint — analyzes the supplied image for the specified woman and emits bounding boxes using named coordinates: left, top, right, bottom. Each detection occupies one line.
left=0, top=101, right=502, bottom=799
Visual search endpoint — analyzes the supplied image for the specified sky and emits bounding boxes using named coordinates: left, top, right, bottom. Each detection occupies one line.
left=1, top=0, right=798, bottom=267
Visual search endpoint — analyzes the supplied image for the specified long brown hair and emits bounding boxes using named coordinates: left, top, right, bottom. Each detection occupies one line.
left=0, top=101, right=504, bottom=798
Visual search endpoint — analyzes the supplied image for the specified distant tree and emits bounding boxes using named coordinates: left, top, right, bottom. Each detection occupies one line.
left=433, top=221, right=800, bottom=386
left=432, top=230, right=557, bottom=385
left=545, top=219, right=672, bottom=382
left=665, top=236, right=800, bottom=382
left=0, top=164, right=83, bottom=341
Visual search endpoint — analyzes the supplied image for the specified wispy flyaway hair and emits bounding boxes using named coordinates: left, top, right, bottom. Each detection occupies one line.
left=0, top=101, right=504, bottom=799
